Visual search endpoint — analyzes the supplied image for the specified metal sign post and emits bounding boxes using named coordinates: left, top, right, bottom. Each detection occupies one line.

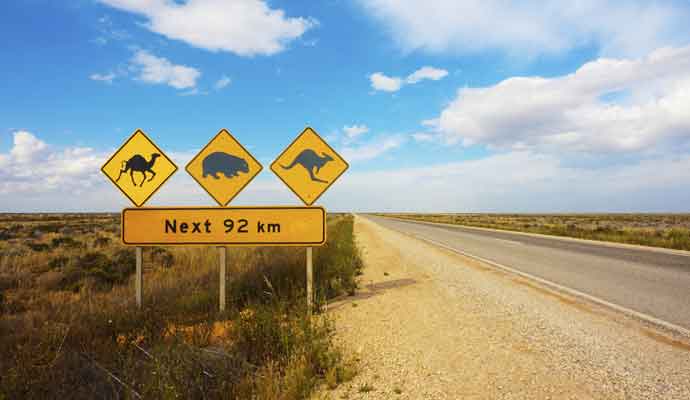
left=102, top=129, right=178, bottom=309
left=270, top=127, right=349, bottom=316
left=135, top=247, right=143, bottom=309
left=306, top=247, right=313, bottom=315
left=185, top=129, right=264, bottom=312
left=219, top=246, right=226, bottom=312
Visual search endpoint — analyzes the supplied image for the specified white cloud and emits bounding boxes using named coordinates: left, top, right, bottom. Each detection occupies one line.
left=178, top=88, right=208, bottom=96
left=323, top=151, right=690, bottom=212
left=98, top=0, right=315, bottom=56
left=406, top=66, right=448, bottom=84
left=341, top=135, right=405, bottom=162
left=95, top=14, right=130, bottom=45
left=343, top=124, right=369, bottom=140
left=2, top=133, right=690, bottom=212
left=411, top=132, right=436, bottom=143
left=357, top=0, right=690, bottom=57
left=370, top=66, right=448, bottom=92
left=90, top=72, right=116, bottom=84
left=10, top=131, right=48, bottom=163
left=130, top=50, right=200, bottom=89
left=214, top=75, right=232, bottom=90
left=0, top=131, right=104, bottom=198
left=369, top=72, right=403, bottom=92
left=433, top=46, right=690, bottom=154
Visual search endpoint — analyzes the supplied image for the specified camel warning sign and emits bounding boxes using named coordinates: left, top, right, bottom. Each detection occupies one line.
left=101, top=129, right=177, bottom=207
left=271, top=127, right=349, bottom=206
left=186, top=129, right=263, bottom=206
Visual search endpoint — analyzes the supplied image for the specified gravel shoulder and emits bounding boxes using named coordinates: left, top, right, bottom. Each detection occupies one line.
left=315, top=216, right=690, bottom=399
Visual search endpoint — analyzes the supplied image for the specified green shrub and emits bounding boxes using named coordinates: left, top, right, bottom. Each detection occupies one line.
left=92, top=236, right=111, bottom=248
left=26, top=242, right=51, bottom=252
left=150, top=247, right=174, bottom=268
left=315, top=216, right=363, bottom=299
left=48, top=256, right=69, bottom=270
left=51, top=236, right=81, bottom=248
left=112, top=249, right=136, bottom=273
left=58, top=250, right=136, bottom=292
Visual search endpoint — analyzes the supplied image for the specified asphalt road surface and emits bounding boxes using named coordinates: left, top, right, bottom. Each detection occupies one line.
left=365, top=215, right=690, bottom=331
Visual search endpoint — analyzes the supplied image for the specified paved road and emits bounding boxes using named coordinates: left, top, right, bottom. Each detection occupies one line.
left=365, top=215, right=690, bottom=331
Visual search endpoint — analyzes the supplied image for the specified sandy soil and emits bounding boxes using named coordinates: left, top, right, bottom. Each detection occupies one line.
left=315, top=216, right=690, bottom=399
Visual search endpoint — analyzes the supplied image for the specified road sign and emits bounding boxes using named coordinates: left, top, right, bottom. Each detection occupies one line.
left=121, top=206, right=326, bottom=246
left=101, top=129, right=177, bottom=207
left=186, top=129, right=262, bottom=206
left=271, top=127, right=349, bottom=206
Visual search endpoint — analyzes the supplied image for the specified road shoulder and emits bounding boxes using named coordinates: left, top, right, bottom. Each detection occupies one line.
left=315, top=216, right=690, bottom=399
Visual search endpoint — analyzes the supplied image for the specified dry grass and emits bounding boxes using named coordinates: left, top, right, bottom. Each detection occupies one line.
left=380, top=213, right=690, bottom=251
left=0, top=213, right=361, bottom=399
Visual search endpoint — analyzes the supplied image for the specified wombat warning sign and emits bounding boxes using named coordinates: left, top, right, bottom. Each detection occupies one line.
left=186, top=129, right=262, bottom=206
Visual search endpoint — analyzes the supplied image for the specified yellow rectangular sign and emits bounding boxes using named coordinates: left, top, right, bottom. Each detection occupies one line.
left=122, top=207, right=326, bottom=246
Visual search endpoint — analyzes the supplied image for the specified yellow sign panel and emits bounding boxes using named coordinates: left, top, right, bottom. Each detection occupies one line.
left=101, top=129, right=177, bottom=207
left=121, top=207, right=326, bottom=246
left=186, top=129, right=262, bottom=206
left=271, top=127, right=349, bottom=206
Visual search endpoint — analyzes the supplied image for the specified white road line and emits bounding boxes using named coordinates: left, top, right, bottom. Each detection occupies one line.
left=385, top=216, right=690, bottom=257
left=395, top=227, right=690, bottom=339
left=493, top=238, right=524, bottom=246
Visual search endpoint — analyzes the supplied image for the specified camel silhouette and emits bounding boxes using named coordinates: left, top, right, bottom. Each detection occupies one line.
left=116, top=153, right=161, bottom=187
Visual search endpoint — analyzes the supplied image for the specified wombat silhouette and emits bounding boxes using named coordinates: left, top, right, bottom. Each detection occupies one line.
left=202, top=152, right=249, bottom=179
left=116, top=153, right=161, bottom=187
left=281, top=149, right=333, bottom=183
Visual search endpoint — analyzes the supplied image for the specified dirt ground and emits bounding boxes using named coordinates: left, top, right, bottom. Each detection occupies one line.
left=315, top=216, right=690, bottom=399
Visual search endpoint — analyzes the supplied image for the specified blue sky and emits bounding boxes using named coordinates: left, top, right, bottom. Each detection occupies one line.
left=2, top=0, right=690, bottom=212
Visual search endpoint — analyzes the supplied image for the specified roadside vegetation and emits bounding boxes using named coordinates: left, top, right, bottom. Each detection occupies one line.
left=0, top=213, right=362, bottom=399
left=382, top=213, right=690, bottom=251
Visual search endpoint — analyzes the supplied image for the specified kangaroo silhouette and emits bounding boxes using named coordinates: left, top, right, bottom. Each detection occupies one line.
left=281, top=149, right=333, bottom=183
left=116, top=153, right=161, bottom=187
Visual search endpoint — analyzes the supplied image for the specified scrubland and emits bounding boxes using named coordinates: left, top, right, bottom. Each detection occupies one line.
left=0, top=213, right=362, bottom=399
left=383, top=213, right=690, bottom=251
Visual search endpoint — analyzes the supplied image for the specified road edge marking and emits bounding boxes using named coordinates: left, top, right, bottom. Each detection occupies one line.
left=367, top=216, right=690, bottom=339
left=380, top=216, right=690, bottom=258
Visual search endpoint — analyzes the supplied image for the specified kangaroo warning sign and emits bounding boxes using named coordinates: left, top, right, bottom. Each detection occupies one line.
left=271, top=127, right=349, bottom=206
left=186, top=129, right=263, bottom=206
left=101, top=129, right=178, bottom=207
left=121, top=206, right=325, bottom=246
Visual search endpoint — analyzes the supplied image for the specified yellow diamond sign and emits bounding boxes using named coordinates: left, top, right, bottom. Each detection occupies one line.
left=271, top=127, right=349, bottom=206
left=186, top=129, right=263, bottom=206
left=101, top=129, right=177, bottom=207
